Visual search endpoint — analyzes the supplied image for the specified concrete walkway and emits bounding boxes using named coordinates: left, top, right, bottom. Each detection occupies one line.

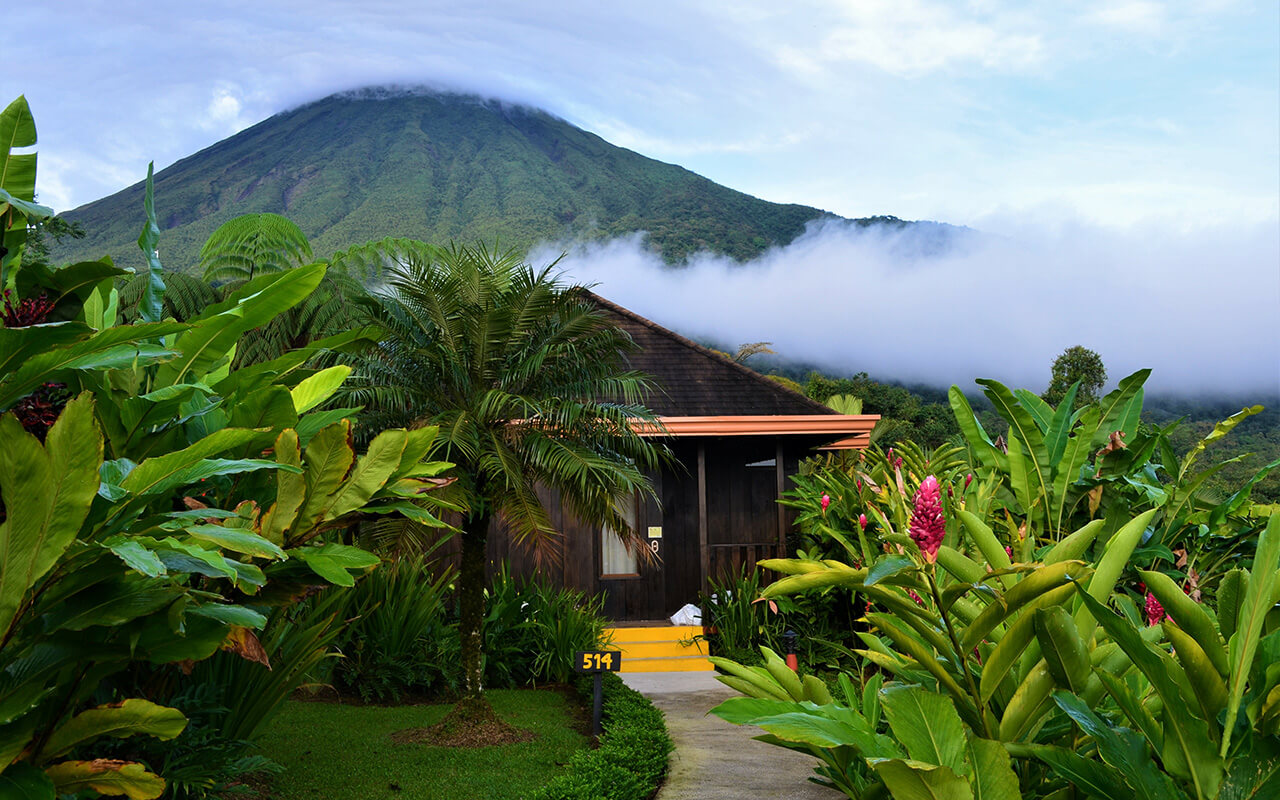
left=621, top=672, right=841, bottom=800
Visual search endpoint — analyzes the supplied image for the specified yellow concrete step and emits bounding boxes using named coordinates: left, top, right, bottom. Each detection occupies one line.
left=617, top=655, right=715, bottom=673
left=604, top=626, right=711, bottom=672
left=610, top=639, right=707, bottom=659
left=606, top=625, right=702, bottom=644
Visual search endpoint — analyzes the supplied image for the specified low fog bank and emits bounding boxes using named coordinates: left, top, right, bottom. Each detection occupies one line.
left=532, top=217, right=1280, bottom=399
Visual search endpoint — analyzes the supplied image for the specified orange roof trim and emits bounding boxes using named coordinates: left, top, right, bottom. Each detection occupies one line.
left=634, top=414, right=879, bottom=441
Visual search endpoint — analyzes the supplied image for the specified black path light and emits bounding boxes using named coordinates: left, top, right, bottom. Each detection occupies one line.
left=783, top=629, right=799, bottom=672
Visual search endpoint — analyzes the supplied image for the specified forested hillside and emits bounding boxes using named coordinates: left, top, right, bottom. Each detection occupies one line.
left=53, top=88, right=840, bottom=270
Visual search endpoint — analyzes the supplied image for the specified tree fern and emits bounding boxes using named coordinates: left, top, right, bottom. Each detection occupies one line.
left=199, top=213, right=312, bottom=287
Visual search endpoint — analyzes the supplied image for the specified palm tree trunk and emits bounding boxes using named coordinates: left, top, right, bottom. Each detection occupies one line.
left=458, top=511, right=490, bottom=706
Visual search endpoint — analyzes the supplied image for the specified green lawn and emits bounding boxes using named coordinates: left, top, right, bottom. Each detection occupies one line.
left=256, top=690, right=590, bottom=800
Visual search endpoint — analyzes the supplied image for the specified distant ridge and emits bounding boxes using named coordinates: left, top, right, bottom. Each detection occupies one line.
left=53, top=87, right=955, bottom=270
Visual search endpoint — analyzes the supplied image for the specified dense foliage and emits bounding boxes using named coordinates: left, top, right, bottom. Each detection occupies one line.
left=712, top=370, right=1280, bottom=799
left=0, top=96, right=451, bottom=798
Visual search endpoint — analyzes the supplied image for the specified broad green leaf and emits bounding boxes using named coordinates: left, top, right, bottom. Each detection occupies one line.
left=291, top=544, right=379, bottom=587
left=1053, top=692, right=1190, bottom=800
left=1033, top=606, right=1090, bottom=694
left=294, top=406, right=362, bottom=445
left=154, top=263, right=326, bottom=388
left=866, top=554, right=914, bottom=586
left=107, top=541, right=166, bottom=577
left=44, top=759, right=165, bottom=800
left=1043, top=382, right=1080, bottom=467
left=1218, top=569, right=1248, bottom=641
left=880, top=685, right=969, bottom=775
left=754, top=711, right=885, bottom=752
left=118, top=429, right=268, bottom=497
left=135, top=163, right=166, bottom=324
left=260, top=430, right=305, bottom=545
left=295, top=420, right=355, bottom=533
left=1075, top=508, right=1158, bottom=643
left=322, top=428, right=408, bottom=519
left=1073, top=587, right=1223, bottom=798
left=40, top=575, right=179, bottom=633
left=290, top=365, right=351, bottom=414
left=1049, top=405, right=1100, bottom=533
left=949, top=387, right=1006, bottom=472
left=1092, top=369, right=1151, bottom=449
left=0, top=395, right=102, bottom=637
left=979, top=583, right=1076, bottom=703
left=966, top=736, right=1021, bottom=800
left=709, top=696, right=808, bottom=725
left=188, top=604, right=267, bottom=629
left=870, top=759, right=973, bottom=800
left=961, top=561, right=1088, bottom=652
left=0, top=323, right=90, bottom=383
left=1024, top=743, right=1131, bottom=800
left=1223, top=513, right=1280, bottom=756
left=43, top=699, right=186, bottom=758
left=1013, top=389, right=1054, bottom=433
left=185, top=525, right=286, bottom=560
left=979, top=378, right=1051, bottom=520
left=0, top=322, right=187, bottom=410
left=1140, top=569, right=1227, bottom=676
left=0, top=762, right=54, bottom=799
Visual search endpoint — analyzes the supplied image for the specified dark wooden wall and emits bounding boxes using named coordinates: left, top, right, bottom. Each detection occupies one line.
left=428, top=435, right=811, bottom=621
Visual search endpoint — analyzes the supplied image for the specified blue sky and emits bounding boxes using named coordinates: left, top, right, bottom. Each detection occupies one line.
left=6, top=1, right=1278, bottom=392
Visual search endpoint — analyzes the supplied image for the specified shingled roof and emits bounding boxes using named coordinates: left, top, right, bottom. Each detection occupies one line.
left=584, top=291, right=838, bottom=418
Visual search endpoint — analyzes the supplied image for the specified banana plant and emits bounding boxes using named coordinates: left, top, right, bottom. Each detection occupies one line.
left=950, top=370, right=1148, bottom=540
left=1019, top=512, right=1280, bottom=800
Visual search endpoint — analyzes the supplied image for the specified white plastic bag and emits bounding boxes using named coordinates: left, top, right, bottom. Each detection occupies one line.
left=670, top=603, right=702, bottom=626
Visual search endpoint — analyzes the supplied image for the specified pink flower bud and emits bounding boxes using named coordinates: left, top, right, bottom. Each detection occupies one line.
left=1145, top=592, right=1166, bottom=627
left=858, top=514, right=868, bottom=531
left=856, top=479, right=863, bottom=492
left=1005, top=545, right=1013, bottom=559
left=964, top=473, right=974, bottom=490
left=947, top=485, right=954, bottom=499
left=894, top=457, right=904, bottom=469
left=820, top=493, right=830, bottom=512
left=908, top=475, right=945, bottom=562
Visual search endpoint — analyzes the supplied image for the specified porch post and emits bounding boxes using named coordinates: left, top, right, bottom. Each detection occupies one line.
left=775, top=438, right=786, bottom=559
left=698, top=440, right=709, bottom=595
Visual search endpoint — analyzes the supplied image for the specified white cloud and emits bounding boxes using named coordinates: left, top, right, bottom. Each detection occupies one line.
left=1087, top=1, right=1169, bottom=35
left=539, top=217, right=1280, bottom=395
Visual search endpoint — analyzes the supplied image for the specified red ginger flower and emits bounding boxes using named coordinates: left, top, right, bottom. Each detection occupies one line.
left=909, top=475, right=945, bottom=562
left=820, top=493, right=830, bottom=512
left=858, top=514, right=868, bottom=531
left=1145, top=592, right=1166, bottom=627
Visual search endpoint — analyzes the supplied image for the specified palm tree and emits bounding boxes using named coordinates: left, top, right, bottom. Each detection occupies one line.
left=345, top=242, right=667, bottom=711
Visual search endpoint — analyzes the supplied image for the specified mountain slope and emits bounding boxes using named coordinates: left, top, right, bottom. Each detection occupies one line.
left=55, top=88, right=839, bottom=270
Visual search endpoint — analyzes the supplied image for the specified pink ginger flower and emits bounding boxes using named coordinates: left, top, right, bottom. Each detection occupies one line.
left=908, top=589, right=925, bottom=606
left=894, top=457, right=904, bottom=469
left=820, top=493, right=831, bottom=512
left=964, top=473, right=974, bottom=490
left=856, top=479, right=863, bottom=492
left=858, top=514, right=868, bottom=531
left=1145, top=592, right=1166, bottom=627
left=909, top=475, right=946, bottom=562
left=1005, top=546, right=1014, bottom=559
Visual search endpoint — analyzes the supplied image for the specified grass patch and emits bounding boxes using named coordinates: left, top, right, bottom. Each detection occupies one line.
left=256, top=689, right=590, bottom=800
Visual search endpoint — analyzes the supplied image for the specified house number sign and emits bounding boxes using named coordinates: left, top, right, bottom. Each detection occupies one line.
left=576, top=651, right=622, bottom=672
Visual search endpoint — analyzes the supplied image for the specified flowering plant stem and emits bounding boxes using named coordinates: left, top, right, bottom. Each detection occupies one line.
left=925, top=563, right=993, bottom=739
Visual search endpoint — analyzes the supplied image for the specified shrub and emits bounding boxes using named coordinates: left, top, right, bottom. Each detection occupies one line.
left=530, top=673, right=672, bottom=800
left=328, top=555, right=456, bottom=702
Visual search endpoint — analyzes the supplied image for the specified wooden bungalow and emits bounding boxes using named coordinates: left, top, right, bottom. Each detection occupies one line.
left=486, top=293, right=878, bottom=622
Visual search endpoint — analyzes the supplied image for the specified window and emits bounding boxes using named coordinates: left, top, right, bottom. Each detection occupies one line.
left=601, top=494, right=639, bottom=577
